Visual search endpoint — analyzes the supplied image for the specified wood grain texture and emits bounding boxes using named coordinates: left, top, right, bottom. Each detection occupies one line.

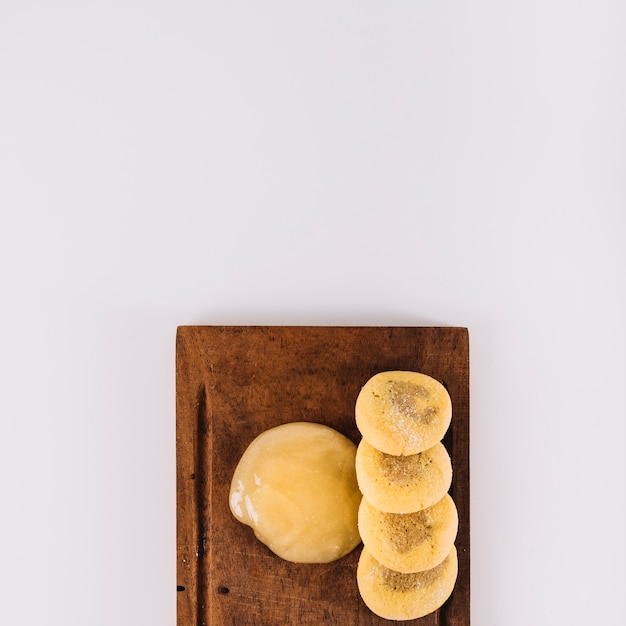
left=176, top=326, right=470, bottom=626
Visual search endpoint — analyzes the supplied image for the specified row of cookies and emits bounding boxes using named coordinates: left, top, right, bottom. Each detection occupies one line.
left=353, top=371, right=459, bottom=621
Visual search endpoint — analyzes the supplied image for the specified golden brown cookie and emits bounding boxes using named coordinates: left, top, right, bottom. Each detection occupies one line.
left=355, top=438, right=452, bottom=514
left=358, top=493, right=458, bottom=573
left=355, top=371, right=452, bottom=455
left=356, top=545, right=458, bottom=621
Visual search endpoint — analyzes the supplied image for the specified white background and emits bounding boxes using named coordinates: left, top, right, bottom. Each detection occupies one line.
left=1, top=2, right=624, bottom=625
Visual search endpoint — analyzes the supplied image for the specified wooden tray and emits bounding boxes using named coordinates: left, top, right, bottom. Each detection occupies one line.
left=176, top=326, right=470, bottom=625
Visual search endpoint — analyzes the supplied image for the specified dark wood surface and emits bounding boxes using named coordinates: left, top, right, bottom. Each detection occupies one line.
left=176, top=326, right=470, bottom=625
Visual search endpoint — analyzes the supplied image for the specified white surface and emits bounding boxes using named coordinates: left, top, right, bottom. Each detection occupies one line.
left=1, top=2, right=624, bottom=624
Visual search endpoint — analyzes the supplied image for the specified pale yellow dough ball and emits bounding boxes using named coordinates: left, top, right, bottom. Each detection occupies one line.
left=229, top=422, right=362, bottom=563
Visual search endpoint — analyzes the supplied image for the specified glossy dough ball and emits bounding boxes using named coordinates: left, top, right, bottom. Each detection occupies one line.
left=229, top=422, right=362, bottom=563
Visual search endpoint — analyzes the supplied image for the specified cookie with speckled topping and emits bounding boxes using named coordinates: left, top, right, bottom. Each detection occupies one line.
left=355, top=371, right=452, bottom=456
left=358, top=494, right=458, bottom=574
left=357, top=544, right=458, bottom=621
left=355, top=439, right=452, bottom=514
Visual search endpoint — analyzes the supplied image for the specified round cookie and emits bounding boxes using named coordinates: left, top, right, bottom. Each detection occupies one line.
left=358, top=493, right=458, bottom=574
left=356, top=545, right=458, bottom=621
left=355, top=371, right=452, bottom=456
left=355, top=439, right=452, bottom=513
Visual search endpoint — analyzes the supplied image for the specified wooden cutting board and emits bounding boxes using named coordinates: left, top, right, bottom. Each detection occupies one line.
left=176, top=326, right=470, bottom=626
